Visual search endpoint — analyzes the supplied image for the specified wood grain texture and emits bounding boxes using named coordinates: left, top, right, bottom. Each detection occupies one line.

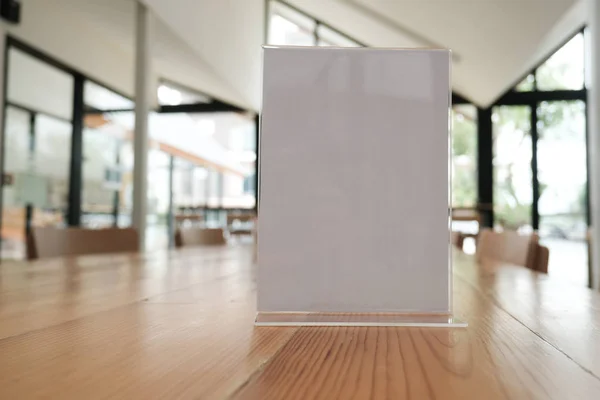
left=455, top=251, right=600, bottom=381
left=0, top=245, right=297, bottom=399
left=1, top=246, right=600, bottom=399
left=234, top=275, right=600, bottom=400
left=0, top=304, right=295, bottom=399
left=0, top=248, right=244, bottom=339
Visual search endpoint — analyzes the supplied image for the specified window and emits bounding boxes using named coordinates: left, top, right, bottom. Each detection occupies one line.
left=243, top=174, right=256, bottom=194
left=537, top=100, right=587, bottom=285
left=81, top=77, right=135, bottom=230
left=492, top=105, right=533, bottom=232
left=7, top=47, right=74, bottom=120
left=2, top=44, right=76, bottom=260
left=269, top=2, right=315, bottom=46
left=317, top=25, right=361, bottom=47
left=1, top=106, right=33, bottom=259
left=84, top=81, right=133, bottom=111
left=452, top=105, right=477, bottom=208
left=173, top=158, right=195, bottom=206
left=201, top=112, right=256, bottom=208
left=81, top=124, right=120, bottom=228
left=157, top=81, right=210, bottom=106
left=536, top=33, right=584, bottom=91
left=515, top=74, right=535, bottom=92
left=192, top=167, right=209, bottom=205
left=488, top=30, right=589, bottom=285
left=1, top=38, right=257, bottom=256
left=35, top=115, right=73, bottom=215
left=268, top=0, right=362, bottom=48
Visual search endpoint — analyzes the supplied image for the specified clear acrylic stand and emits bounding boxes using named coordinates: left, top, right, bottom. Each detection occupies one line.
left=255, top=312, right=467, bottom=327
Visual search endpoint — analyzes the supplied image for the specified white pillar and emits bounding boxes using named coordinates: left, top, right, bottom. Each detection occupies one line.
left=132, top=1, right=151, bottom=251
left=0, top=23, right=6, bottom=177
left=589, top=0, right=600, bottom=290
left=0, top=24, right=6, bottom=259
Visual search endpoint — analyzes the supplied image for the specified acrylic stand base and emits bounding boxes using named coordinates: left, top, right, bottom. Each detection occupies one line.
left=255, top=312, right=467, bottom=327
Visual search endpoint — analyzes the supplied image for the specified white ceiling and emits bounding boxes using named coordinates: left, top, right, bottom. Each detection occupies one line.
left=141, top=0, right=265, bottom=110
left=6, top=0, right=251, bottom=109
left=285, top=0, right=583, bottom=106
left=143, top=0, right=584, bottom=107
left=4, top=0, right=587, bottom=109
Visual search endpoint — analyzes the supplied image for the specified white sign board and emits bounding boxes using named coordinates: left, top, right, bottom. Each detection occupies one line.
left=259, top=47, right=451, bottom=316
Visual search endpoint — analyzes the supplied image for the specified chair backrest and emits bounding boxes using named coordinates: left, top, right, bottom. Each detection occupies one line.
left=27, top=227, right=139, bottom=260
left=533, top=244, right=550, bottom=273
left=175, top=228, right=226, bottom=247
left=451, top=231, right=464, bottom=249
left=477, top=228, right=538, bottom=269
left=226, top=214, right=255, bottom=225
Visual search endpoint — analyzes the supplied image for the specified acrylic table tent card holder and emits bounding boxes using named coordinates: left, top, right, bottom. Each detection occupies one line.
left=257, top=46, right=466, bottom=327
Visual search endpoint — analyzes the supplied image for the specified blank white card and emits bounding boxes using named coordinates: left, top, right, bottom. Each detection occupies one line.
left=259, top=47, right=451, bottom=313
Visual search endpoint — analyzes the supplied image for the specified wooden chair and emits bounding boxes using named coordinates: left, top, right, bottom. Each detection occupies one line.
left=476, top=228, right=540, bottom=271
left=533, top=244, right=550, bottom=273
left=227, top=214, right=256, bottom=237
left=451, top=231, right=465, bottom=249
left=174, top=227, right=226, bottom=247
left=27, top=227, right=139, bottom=260
left=451, top=207, right=481, bottom=250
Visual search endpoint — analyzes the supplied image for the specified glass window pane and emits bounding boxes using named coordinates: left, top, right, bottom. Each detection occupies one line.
left=150, top=112, right=257, bottom=210
left=192, top=166, right=209, bottom=206
left=107, top=111, right=252, bottom=208
left=84, top=80, right=134, bottom=111
left=537, top=100, right=588, bottom=286
left=515, top=74, right=534, bottom=92
left=536, top=33, right=584, bottom=91
left=118, top=139, right=134, bottom=227
left=219, top=115, right=256, bottom=209
left=205, top=168, right=220, bottom=208
left=317, top=25, right=360, bottom=47
left=3, top=106, right=31, bottom=176
left=83, top=112, right=135, bottom=228
left=81, top=111, right=135, bottom=229
left=81, top=128, right=119, bottom=228
left=452, top=104, right=477, bottom=208
left=146, top=149, right=170, bottom=249
left=269, top=2, right=315, bottom=46
left=7, top=47, right=74, bottom=120
left=1, top=106, right=32, bottom=259
left=492, top=105, right=533, bottom=232
left=34, top=114, right=72, bottom=217
left=172, top=158, right=194, bottom=207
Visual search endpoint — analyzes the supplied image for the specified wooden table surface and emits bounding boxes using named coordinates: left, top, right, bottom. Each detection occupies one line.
left=1, top=245, right=599, bottom=399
